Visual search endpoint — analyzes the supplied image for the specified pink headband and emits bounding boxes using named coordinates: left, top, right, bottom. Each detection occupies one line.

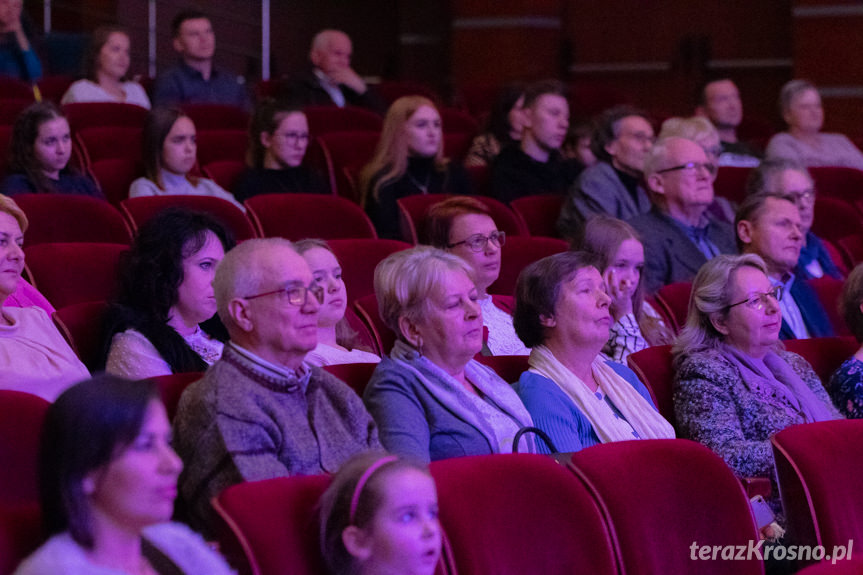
left=349, top=455, right=398, bottom=524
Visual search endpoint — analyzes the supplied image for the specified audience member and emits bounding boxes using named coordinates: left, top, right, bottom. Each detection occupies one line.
left=561, top=120, right=598, bottom=168
left=60, top=25, right=151, bottom=108
left=279, top=29, right=384, bottom=114
left=173, top=238, right=380, bottom=535
left=0, top=195, right=89, bottom=401
left=233, top=99, right=329, bottom=202
left=628, top=137, right=737, bottom=294
left=464, top=83, right=526, bottom=168
left=5, top=276, right=54, bottom=315
left=580, top=216, right=673, bottom=362
left=364, top=246, right=534, bottom=463
left=491, top=79, right=581, bottom=204
left=558, top=106, right=653, bottom=238
left=360, top=96, right=471, bottom=239
left=0, top=102, right=102, bottom=198
left=657, top=116, right=736, bottom=224
left=746, top=158, right=842, bottom=280
left=831, top=263, right=863, bottom=418
left=695, top=78, right=761, bottom=166
left=425, top=197, right=529, bottom=355
left=512, top=251, right=674, bottom=454
left=13, top=376, right=233, bottom=575
left=673, top=254, right=841, bottom=523
left=736, top=193, right=834, bottom=340
left=129, top=106, right=244, bottom=208
left=0, top=0, right=41, bottom=81
left=766, top=79, right=863, bottom=169
left=103, top=209, right=234, bottom=379
left=295, top=239, right=380, bottom=366
left=319, top=452, right=442, bottom=575
left=151, top=9, right=248, bottom=108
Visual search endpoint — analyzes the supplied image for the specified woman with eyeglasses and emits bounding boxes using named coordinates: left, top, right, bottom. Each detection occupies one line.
left=103, top=208, right=235, bottom=380
left=745, top=158, right=843, bottom=280
left=363, top=246, right=534, bottom=463
left=425, top=197, right=528, bottom=355
left=233, top=98, right=330, bottom=202
left=673, top=254, right=841, bottom=525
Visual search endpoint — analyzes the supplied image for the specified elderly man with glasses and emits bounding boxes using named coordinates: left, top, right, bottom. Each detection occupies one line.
left=173, top=238, right=380, bottom=536
left=735, top=192, right=834, bottom=340
left=628, top=136, right=737, bottom=294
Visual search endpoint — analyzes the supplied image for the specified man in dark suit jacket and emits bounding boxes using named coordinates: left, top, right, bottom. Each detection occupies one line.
left=736, top=193, right=834, bottom=339
left=629, top=137, right=737, bottom=294
left=278, top=29, right=384, bottom=114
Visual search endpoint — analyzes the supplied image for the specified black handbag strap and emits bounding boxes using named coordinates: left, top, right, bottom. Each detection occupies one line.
left=513, top=426, right=560, bottom=454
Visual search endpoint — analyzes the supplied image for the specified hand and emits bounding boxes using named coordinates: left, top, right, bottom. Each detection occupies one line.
left=328, top=67, right=367, bottom=94
left=0, top=0, right=24, bottom=34
left=604, top=267, right=634, bottom=320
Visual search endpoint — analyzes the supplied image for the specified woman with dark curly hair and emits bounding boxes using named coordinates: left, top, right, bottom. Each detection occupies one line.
left=0, top=101, right=102, bottom=197
left=102, top=208, right=235, bottom=379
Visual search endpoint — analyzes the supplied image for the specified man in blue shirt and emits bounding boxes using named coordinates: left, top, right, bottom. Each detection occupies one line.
left=152, top=9, right=248, bottom=109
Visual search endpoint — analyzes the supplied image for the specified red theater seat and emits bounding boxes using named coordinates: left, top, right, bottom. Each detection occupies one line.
left=0, top=391, right=50, bottom=505
left=311, top=132, right=381, bottom=200
left=62, top=102, right=149, bottom=132
left=440, top=107, right=479, bottom=135
left=203, top=160, right=247, bottom=192
left=0, top=502, right=43, bottom=575
left=25, top=243, right=126, bottom=309
left=809, top=166, right=863, bottom=204
left=75, top=126, right=143, bottom=164
left=653, top=281, right=693, bottom=334
left=713, top=166, right=754, bottom=205
left=181, top=103, right=249, bottom=131
left=626, top=344, right=675, bottom=429
left=811, top=197, right=861, bottom=244
left=0, top=98, right=33, bottom=125
left=148, top=372, right=203, bottom=422
left=322, top=362, right=378, bottom=397
left=807, top=276, right=850, bottom=336
left=353, top=293, right=396, bottom=357
left=302, top=105, right=382, bottom=134
left=474, top=354, right=529, bottom=384
left=14, top=194, right=132, bottom=245
left=328, top=239, right=411, bottom=304
left=510, top=194, right=565, bottom=238
left=430, top=453, right=617, bottom=575
left=245, top=193, right=376, bottom=240
left=772, top=420, right=863, bottom=568
left=52, top=300, right=109, bottom=371
left=121, top=196, right=256, bottom=241
left=487, top=236, right=568, bottom=296
left=568, top=439, right=764, bottom=575
left=783, top=336, right=857, bottom=387
left=196, top=129, right=248, bottom=166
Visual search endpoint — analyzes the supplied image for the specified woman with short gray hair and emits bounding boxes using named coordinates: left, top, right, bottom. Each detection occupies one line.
left=363, top=246, right=534, bottom=463
left=765, top=79, right=863, bottom=169
left=673, top=253, right=841, bottom=525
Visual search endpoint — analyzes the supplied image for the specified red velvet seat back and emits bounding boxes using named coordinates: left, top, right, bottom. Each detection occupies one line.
left=474, top=354, right=529, bottom=384
left=75, top=126, right=143, bottom=164
left=510, top=194, right=565, bottom=238
left=653, top=281, right=693, bottom=334
left=303, top=105, right=382, bottom=134
left=52, top=301, right=109, bottom=371
left=343, top=306, right=379, bottom=356
left=120, top=196, right=257, bottom=242
left=147, top=372, right=204, bottom=422
left=213, top=474, right=332, bottom=575
left=430, top=453, right=618, bottom=575
left=783, top=336, right=858, bottom=388
left=439, top=107, right=479, bottom=135
left=14, top=194, right=132, bottom=245
left=353, top=293, right=397, bottom=356
left=0, top=502, right=43, bottom=575
left=0, top=98, right=35, bottom=126
left=811, top=197, right=861, bottom=243
left=713, top=166, right=754, bottom=205
left=89, top=157, right=145, bottom=206
left=807, top=276, right=851, bottom=336
left=25, top=243, right=127, bottom=309
left=62, top=102, right=149, bottom=132
left=443, top=132, right=473, bottom=164
left=322, top=362, right=378, bottom=397
left=245, top=193, right=376, bottom=240
left=772, top=420, right=863, bottom=563
left=488, top=236, right=569, bottom=296
left=0, top=392, right=50, bottom=506
left=327, top=239, right=411, bottom=304
left=569, top=439, right=764, bottom=575
left=626, top=345, right=675, bottom=429
left=809, top=166, right=863, bottom=203
left=181, top=104, right=249, bottom=131
left=196, top=129, right=248, bottom=166
left=203, top=160, right=247, bottom=192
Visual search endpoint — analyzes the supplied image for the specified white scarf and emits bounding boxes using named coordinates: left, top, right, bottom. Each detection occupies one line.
left=528, top=345, right=675, bottom=444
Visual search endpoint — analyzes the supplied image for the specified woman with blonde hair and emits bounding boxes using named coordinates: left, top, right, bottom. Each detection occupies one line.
left=360, top=96, right=471, bottom=238
left=579, top=215, right=672, bottom=361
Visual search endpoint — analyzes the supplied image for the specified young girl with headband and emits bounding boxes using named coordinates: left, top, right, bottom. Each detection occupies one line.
left=319, top=453, right=442, bottom=575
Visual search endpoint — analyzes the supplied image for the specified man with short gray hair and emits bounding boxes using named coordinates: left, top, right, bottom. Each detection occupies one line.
left=628, top=137, right=737, bottom=293
left=174, top=238, right=380, bottom=535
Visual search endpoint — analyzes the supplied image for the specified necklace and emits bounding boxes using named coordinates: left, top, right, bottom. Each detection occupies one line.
left=406, top=170, right=431, bottom=193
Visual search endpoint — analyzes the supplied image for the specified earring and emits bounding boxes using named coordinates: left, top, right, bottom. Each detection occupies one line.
left=416, top=335, right=424, bottom=357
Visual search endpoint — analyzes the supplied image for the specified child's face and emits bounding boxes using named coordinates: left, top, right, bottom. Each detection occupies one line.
left=361, top=468, right=442, bottom=575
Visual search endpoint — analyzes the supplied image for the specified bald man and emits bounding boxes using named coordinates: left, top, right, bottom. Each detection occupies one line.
left=279, top=29, right=384, bottom=113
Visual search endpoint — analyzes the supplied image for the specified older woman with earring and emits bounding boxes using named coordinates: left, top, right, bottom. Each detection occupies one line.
left=425, top=196, right=528, bottom=356
left=674, top=253, right=841, bottom=520
left=360, top=96, right=472, bottom=239
left=512, top=251, right=674, bottom=454
left=363, top=246, right=534, bottom=463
